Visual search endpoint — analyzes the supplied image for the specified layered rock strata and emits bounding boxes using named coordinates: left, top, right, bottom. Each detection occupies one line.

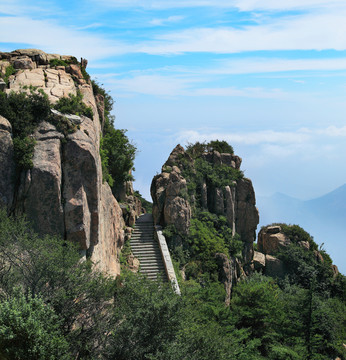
left=0, top=49, right=125, bottom=276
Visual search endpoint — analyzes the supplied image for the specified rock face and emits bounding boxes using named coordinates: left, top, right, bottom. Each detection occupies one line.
left=0, top=116, right=15, bottom=209
left=151, top=149, right=192, bottom=236
left=151, top=144, right=259, bottom=287
left=255, top=226, right=288, bottom=278
left=0, top=49, right=125, bottom=277
left=215, top=253, right=242, bottom=306
left=258, top=225, right=291, bottom=255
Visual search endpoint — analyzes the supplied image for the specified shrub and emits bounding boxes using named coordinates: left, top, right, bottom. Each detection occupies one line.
left=54, top=90, right=93, bottom=119
left=186, top=140, right=234, bottom=158
left=0, top=293, right=70, bottom=360
left=13, top=136, right=36, bottom=169
left=0, top=209, right=117, bottom=359
left=101, top=126, right=136, bottom=187
left=49, top=59, right=69, bottom=67
left=3, top=64, right=16, bottom=85
left=49, top=57, right=78, bottom=67
left=280, top=224, right=318, bottom=251
left=0, top=89, right=51, bottom=170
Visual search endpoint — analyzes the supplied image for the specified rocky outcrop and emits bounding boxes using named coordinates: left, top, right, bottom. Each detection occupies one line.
left=0, top=49, right=125, bottom=277
left=152, top=145, right=258, bottom=253
left=254, top=225, right=339, bottom=279
left=254, top=226, right=289, bottom=278
left=151, top=144, right=259, bottom=288
left=151, top=159, right=191, bottom=235
left=258, top=225, right=291, bottom=255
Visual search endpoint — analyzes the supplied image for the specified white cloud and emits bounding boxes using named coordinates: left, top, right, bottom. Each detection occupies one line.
left=193, top=87, right=286, bottom=98
left=92, top=0, right=346, bottom=11
left=303, top=125, right=346, bottom=137
left=149, top=16, right=184, bottom=26
left=105, top=73, right=287, bottom=98
left=233, top=0, right=346, bottom=11
left=177, top=129, right=311, bottom=146
left=136, top=10, right=346, bottom=54
left=108, top=74, right=193, bottom=96
left=209, top=58, right=346, bottom=75
left=177, top=125, right=346, bottom=148
left=0, top=16, right=129, bottom=60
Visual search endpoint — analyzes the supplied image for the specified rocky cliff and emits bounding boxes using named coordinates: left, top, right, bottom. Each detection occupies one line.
left=0, top=49, right=136, bottom=276
left=151, top=144, right=259, bottom=301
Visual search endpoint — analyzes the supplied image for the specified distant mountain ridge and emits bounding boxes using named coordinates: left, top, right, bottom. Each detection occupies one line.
left=257, top=184, right=346, bottom=274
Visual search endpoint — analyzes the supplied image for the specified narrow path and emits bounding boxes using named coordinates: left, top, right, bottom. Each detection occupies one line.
left=130, top=214, right=167, bottom=281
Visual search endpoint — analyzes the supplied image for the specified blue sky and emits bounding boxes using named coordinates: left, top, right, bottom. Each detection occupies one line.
left=1, top=0, right=346, bottom=204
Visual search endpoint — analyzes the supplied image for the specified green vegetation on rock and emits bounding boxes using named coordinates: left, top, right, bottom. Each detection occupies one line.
left=163, top=141, right=244, bottom=281
left=54, top=90, right=93, bottom=119
left=0, top=88, right=50, bottom=169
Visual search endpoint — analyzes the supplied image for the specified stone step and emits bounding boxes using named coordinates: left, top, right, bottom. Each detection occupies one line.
left=131, top=243, right=158, bottom=249
left=132, top=249, right=161, bottom=255
left=131, top=214, right=168, bottom=282
left=132, top=252, right=162, bottom=258
left=130, top=238, right=156, bottom=242
left=130, top=235, right=155, bottom=240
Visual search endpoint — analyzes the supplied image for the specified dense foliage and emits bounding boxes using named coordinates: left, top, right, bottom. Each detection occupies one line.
left=0, top=210, right=344, bottom=359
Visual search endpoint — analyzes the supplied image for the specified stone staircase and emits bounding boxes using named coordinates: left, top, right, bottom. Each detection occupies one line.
left=130, top=214, right=167, bottom=281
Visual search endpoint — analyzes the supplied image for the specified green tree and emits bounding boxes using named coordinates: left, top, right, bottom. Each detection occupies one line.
left=230, top=273, right=285, bottom=357
left=0, top=293, right=70, bottom=360
left=0, top=209, right=116, bottom=359
left=102, top=125, right=136, bottom=187
left=107, top=272, right=182, bottom=360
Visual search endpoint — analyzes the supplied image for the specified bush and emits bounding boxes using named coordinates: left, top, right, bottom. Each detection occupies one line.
left=186, top=140, right=234, bottom=158
left=3, top=64, right=16, bottom=85
left=280, top=224, right=318, bottom=251
left=101, top=126, right=136, bottom=187
left=13, top=136, right=36, bottom=169
left=0, top=209, right=117, bottom=359
left=54, top=90, right=93, bottom=119
left=49, top=57, right=78, bottom=67
left=134, top=190, right=153, bottom=213
left=0, top=89, right=51, bottom=170
left=0, top=293, right=70, bottom=360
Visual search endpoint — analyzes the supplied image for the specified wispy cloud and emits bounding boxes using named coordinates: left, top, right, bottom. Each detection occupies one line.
left=177, top=125, right=346, bottom=149
left=92, top=0, right=346, bottom=11
left=209, top=58, right=346, bottom=74
left=177, top=129, right=311, bottom=146
left=149, top=16, right=184, bottom=26
left=104, top=73, right=287, bottom=98
left=136, top=10, right=346, bottom=54
left=0, top=16, right=129, bottom=60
